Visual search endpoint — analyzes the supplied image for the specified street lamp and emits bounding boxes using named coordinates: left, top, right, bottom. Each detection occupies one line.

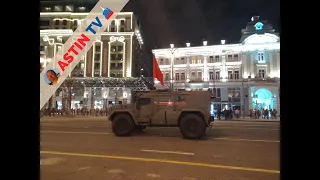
left=83, top=91, right=89, bottom=109
left=123, top=92, right=127, bottom=104
left=103, top=92, right=108, bottom=108
left=140, top=68, right=144, bottom=77
left=242, top=77, right=251, bottom=118
left=169, top=44, right=177, bottom=91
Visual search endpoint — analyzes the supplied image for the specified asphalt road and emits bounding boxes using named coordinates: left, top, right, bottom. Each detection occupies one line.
left=40, top=117, right=280, bottom=180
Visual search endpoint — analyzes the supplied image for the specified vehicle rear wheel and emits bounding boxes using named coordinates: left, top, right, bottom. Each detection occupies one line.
left=179, top=114, right=206, bottom=139
left=112, top=114, right=135, bottom=136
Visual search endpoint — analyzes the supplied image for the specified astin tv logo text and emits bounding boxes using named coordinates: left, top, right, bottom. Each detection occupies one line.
left=57, top=7, right=114, bottom=72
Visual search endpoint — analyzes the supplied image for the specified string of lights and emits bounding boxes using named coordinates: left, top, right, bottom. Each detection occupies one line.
left=60, top=77, right=153, bottom=91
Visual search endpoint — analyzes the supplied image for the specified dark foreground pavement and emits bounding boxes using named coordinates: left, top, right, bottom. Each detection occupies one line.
left=40, top=118, right=280, bottom=180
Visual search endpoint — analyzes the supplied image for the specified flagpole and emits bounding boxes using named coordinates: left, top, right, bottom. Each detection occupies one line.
left=169, top=44, right=177, bottom=91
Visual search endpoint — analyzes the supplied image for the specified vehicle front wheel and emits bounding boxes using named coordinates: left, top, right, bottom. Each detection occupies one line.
left=112, top=114, right=135, bottom=136
left=179, top=114, right=206, bottom=139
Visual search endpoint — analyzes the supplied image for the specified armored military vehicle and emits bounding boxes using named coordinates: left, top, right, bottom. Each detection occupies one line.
left=107, top=90, right=215, bottom=139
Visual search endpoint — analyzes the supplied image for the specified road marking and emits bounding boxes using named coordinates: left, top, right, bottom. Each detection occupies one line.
left=41, top=131, right=279, bottom=143
left=41, top=130, right=112, bottom=135
left=40, top=151, right=279, bottom=174
left=212, top=138, right=279, bottom=143
left=214, top=124, right=279, bottom=128
left=213, top=127, right=279, bottom=131
left=141, top=149, right=194, bottom=156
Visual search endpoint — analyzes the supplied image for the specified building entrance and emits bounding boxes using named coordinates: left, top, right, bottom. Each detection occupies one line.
left=251, top=88, right=277, bottom=110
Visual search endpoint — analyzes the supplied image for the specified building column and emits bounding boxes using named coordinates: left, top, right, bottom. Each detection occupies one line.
left=221, top=54, right=226, bottom=79
left=203, top=56, right=208, bottom=81
left=276, top=51, right=280, bottom=78
left=250, top=52, right=255, bottom=78
left=241, top=52, right=247, bottom=78
left=186, top=56, right=190, bottom=81
left=51, top=94, right=56, bottom=109
left=269, top=51, right=274, bottom=78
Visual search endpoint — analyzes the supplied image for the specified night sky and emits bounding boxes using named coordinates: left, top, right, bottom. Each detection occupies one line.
left=123, top=0, right=280, bottom=49
left=41, top=0, right=279, bottom=49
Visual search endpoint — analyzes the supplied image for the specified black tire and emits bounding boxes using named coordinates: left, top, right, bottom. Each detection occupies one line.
left=179, top=114, right=206, bottom=139
left=112, top=114, right=135, bottom=136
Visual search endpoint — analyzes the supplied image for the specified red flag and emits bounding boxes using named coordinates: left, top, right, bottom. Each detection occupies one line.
left=153, top=56, right=164, bottom=86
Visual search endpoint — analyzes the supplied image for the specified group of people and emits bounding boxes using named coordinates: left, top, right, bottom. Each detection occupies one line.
left=214, top=107, right=278, bottom=120
left=41, top=108, right=108, bottom=117
left=249, top=108, right=278, bottom=119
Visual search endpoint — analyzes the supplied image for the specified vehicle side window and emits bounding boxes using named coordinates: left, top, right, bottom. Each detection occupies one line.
left=138, top=98, right=151, bottom=105
left=175, top=95, right=184, bottom=102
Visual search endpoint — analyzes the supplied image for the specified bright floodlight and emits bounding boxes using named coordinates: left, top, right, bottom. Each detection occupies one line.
left=170, top=44, right=174, bottom=48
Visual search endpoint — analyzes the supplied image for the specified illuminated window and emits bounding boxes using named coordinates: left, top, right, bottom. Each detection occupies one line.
left=215, top=71, right=220, bottom=79
left=78, top=7, right=86, bottom=11
left=209, top=72, right=214, bottom=80
left=65, top=5, right=74, bottom=12
left=191, top=72, right=196, bottom=80
left=234, top=54, right=239, bottom=61
left=54, top=5, right=62, bottom=12
left=228, top=71, right=233, bottom=79
left=258, top=69, right=265, bottom=78
left=197, top=72, right=202, bottom=80
left=160, top=59, right=164, bottom=65
left=175, top=73, right=180, bottom=80
left=234, top=71, right=240, bottom=79
left=44, top=7, right=51, bottom=12
left=175, top=58, right=180, bottom=64
left=258, top=52, right=265, bottom=63
left=180, top=58, right=185, bottom=64
left=215, top=55, right=220, bottom=62
left=62, top=20, right=67, bottom=25
left=117, top=46, right=123, bottom=52
left=209, top=56, right=214, bottom=63
left=197, top=58, right=201, bottom=64
left=165, top=73, right=170, bottom=80
left=111, top=45, right=116, bottom=52
left=181, top=73, right=185, bottom=80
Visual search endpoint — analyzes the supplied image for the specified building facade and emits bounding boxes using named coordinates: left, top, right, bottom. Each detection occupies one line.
left=40, top=1, right=147, bottom=110
left=152, top=16, right=280, bottom=115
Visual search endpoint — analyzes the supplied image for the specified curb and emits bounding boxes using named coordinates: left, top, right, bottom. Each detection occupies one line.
left=215, top=119, right=280, bottom=123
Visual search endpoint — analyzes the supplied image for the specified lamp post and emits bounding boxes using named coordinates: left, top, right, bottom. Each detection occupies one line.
left=83, top=91, right=88, bottom=109
left=123, top=92, right=127, bottom=104
left=242, top=77, right=251, bottom=118
left=169, top=44, right=177, bottom=91
left=103, top=92, right=108, bottom=109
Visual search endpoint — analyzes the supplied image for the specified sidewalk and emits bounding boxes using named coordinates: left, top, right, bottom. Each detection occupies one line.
left=215, top=117, right=280, bottom=122
left=40, top=116, right=108, bottom=122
